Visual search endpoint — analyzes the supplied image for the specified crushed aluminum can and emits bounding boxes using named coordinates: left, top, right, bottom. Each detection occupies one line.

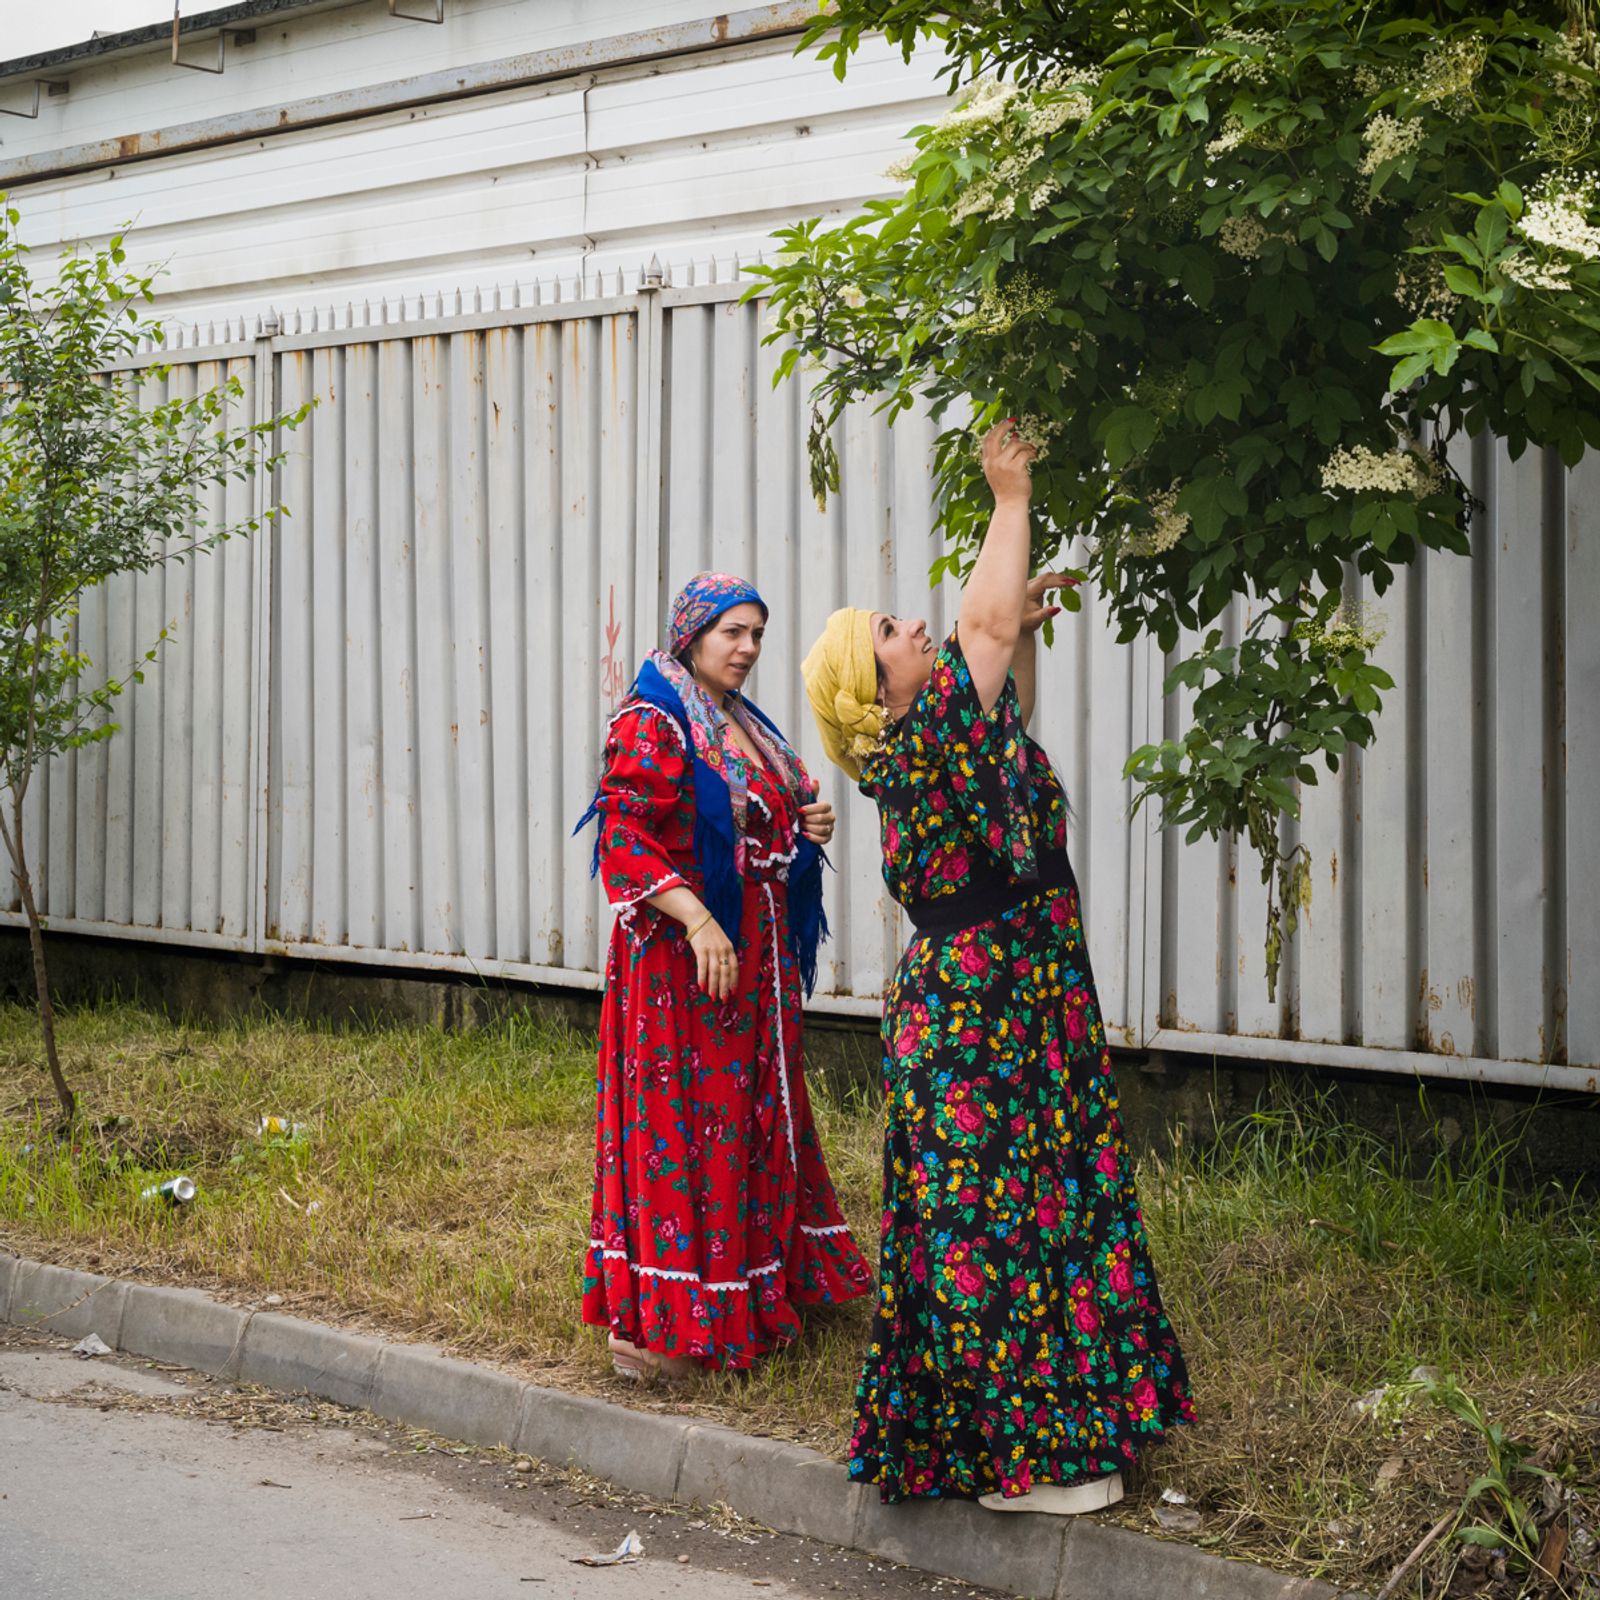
left=257, top=1116, right=306, bottom=1138
left=140, top=1175, right=197, bottom=1205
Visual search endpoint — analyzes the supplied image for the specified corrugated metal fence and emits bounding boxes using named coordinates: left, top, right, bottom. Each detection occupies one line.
left=6, top=268, right=1596, bottom=1093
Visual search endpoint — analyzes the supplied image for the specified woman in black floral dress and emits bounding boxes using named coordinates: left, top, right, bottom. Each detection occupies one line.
left=801, top=421, right=1192, bottom=1514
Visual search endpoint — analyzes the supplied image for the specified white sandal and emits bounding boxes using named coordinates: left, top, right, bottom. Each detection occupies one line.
left=979, top=1471, right=1125, bottom=1517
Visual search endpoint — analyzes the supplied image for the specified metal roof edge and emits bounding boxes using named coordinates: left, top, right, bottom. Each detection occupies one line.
left=0, top=2, right=821, bottom=187
left=0, top=0, right=353, bottom=83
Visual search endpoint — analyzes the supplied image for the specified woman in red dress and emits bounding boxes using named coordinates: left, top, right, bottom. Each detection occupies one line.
left=577, top=573, right=872, bottom=1379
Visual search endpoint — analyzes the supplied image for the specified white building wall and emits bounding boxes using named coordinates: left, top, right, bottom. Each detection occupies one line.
left=3, top=6, right=947, bottom=329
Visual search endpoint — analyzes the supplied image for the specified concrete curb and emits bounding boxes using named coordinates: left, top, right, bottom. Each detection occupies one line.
left=0, top=1249, right=1365, bottom=1600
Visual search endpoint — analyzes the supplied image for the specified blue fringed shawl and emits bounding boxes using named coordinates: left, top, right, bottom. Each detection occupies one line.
left=574, top=658, right=830, bottom=997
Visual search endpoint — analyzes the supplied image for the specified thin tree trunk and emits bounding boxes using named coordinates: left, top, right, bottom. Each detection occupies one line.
left=11, top=824, right=73, bottom=1124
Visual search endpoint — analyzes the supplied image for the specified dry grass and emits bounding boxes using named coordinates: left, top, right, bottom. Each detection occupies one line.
left=2, top=1000, right=1597, bottom=1597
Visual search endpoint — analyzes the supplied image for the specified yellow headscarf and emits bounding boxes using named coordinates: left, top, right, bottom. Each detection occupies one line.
left=801, top=608, right=885, bottom=782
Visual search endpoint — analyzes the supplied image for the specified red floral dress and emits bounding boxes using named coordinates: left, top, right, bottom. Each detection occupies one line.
left=582, top=702, right=872, bottom=1368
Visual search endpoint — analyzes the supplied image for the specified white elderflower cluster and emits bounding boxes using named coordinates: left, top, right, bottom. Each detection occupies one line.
left=1218, top=214, right=1291, bottom=259
left=1502, top=253, right=1575, bottom=291
left=1411, top=35, right=1488, bottom=104
left=1295, top=600, right=1388, bottom=659
left=1029, top=176, right=1063, bottom=210
left=1359, top=114, right=1428, bottom=176
left=1394, top=262, right=1458, bottom=319
left=968, top=411, right=1061, bottom=466
left=951, top=143, right=1055, bottom=222
left=1010, top=411, right=1063, bottom=462
left=1206, top=116, right=1249, bottom=159
left=884, top=153, right=918, bottom=184
left=1320, top=445, right=1442, bottom=497
left=1025, top=80, right=1096, bottom=141
left=1539, top=95, right=1600, bottom=165
left=1125, top=487, right=1190, bottom=556
left=950, top=273, right=1055, bottom=337
left=924, top=77, right=1021, bottom=149
left=1516, top=180, right=1600, bottom=261
left=1214, top=28, right=1275, bottom=84
left=929, top=73, right=1101, bottom=223
left=1545, top=24, right=1600, bottom=93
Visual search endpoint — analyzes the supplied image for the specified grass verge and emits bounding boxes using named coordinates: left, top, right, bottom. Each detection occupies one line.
left=1, top=1000, right=1596, bottom=1598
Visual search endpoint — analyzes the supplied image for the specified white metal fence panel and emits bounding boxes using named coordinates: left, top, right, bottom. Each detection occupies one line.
left=5, top=350, right=263, bottom=948
left=4, top=268, right=1595, bottom=1091
left=265, top=297, right=641, bottom=987
left=1144, top=429, right=1596, bottom=1088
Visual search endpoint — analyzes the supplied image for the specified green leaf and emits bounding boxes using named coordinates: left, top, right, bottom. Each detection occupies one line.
left=1100, top=405, right=1160, bottom=468
left=1375, top=319, right=1456, bottom=356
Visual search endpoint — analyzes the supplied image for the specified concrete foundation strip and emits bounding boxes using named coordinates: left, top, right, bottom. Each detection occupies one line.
left=0, top=1251, right=1365, bottom=1600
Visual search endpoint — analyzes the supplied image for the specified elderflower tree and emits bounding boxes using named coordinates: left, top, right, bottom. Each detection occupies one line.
left=751, top=0, right=1600, bottom=992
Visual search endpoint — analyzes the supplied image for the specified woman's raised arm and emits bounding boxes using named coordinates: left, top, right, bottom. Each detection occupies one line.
left=957, top=421, right=1037, bottom=711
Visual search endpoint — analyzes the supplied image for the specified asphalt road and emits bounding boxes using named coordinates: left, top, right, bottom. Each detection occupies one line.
left=0, top=1326, right=1003, bottom=1600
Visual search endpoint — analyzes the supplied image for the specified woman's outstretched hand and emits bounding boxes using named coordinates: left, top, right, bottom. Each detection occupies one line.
left=1021, top=571, right=1078, bottom=633
left=688, top=917, right=740, bottom=1001
left=799, top=798, right=836, bottom=846
left=981, top=418, right=1037, bottom=507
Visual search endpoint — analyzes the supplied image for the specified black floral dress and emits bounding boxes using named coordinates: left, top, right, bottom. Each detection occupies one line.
left=848, top=629, right=1193, bottom=1503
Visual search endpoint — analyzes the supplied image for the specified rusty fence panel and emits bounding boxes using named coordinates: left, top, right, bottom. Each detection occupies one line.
left=2, top=268, right=1594, bottom=1091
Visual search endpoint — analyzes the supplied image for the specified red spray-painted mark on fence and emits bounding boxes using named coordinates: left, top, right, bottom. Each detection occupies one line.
left=601, top=585, right=627, bottom=708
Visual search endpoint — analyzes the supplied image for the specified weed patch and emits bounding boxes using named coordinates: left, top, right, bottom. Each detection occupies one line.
left=1, top=1003, right=1595, bottom=1596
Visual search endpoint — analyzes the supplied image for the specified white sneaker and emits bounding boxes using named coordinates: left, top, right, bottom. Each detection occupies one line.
left=979, top=1471, right=1124, bottom=1516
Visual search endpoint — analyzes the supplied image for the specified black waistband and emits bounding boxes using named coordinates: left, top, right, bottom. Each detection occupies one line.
left=903, top=856, right=1070, bottom=939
